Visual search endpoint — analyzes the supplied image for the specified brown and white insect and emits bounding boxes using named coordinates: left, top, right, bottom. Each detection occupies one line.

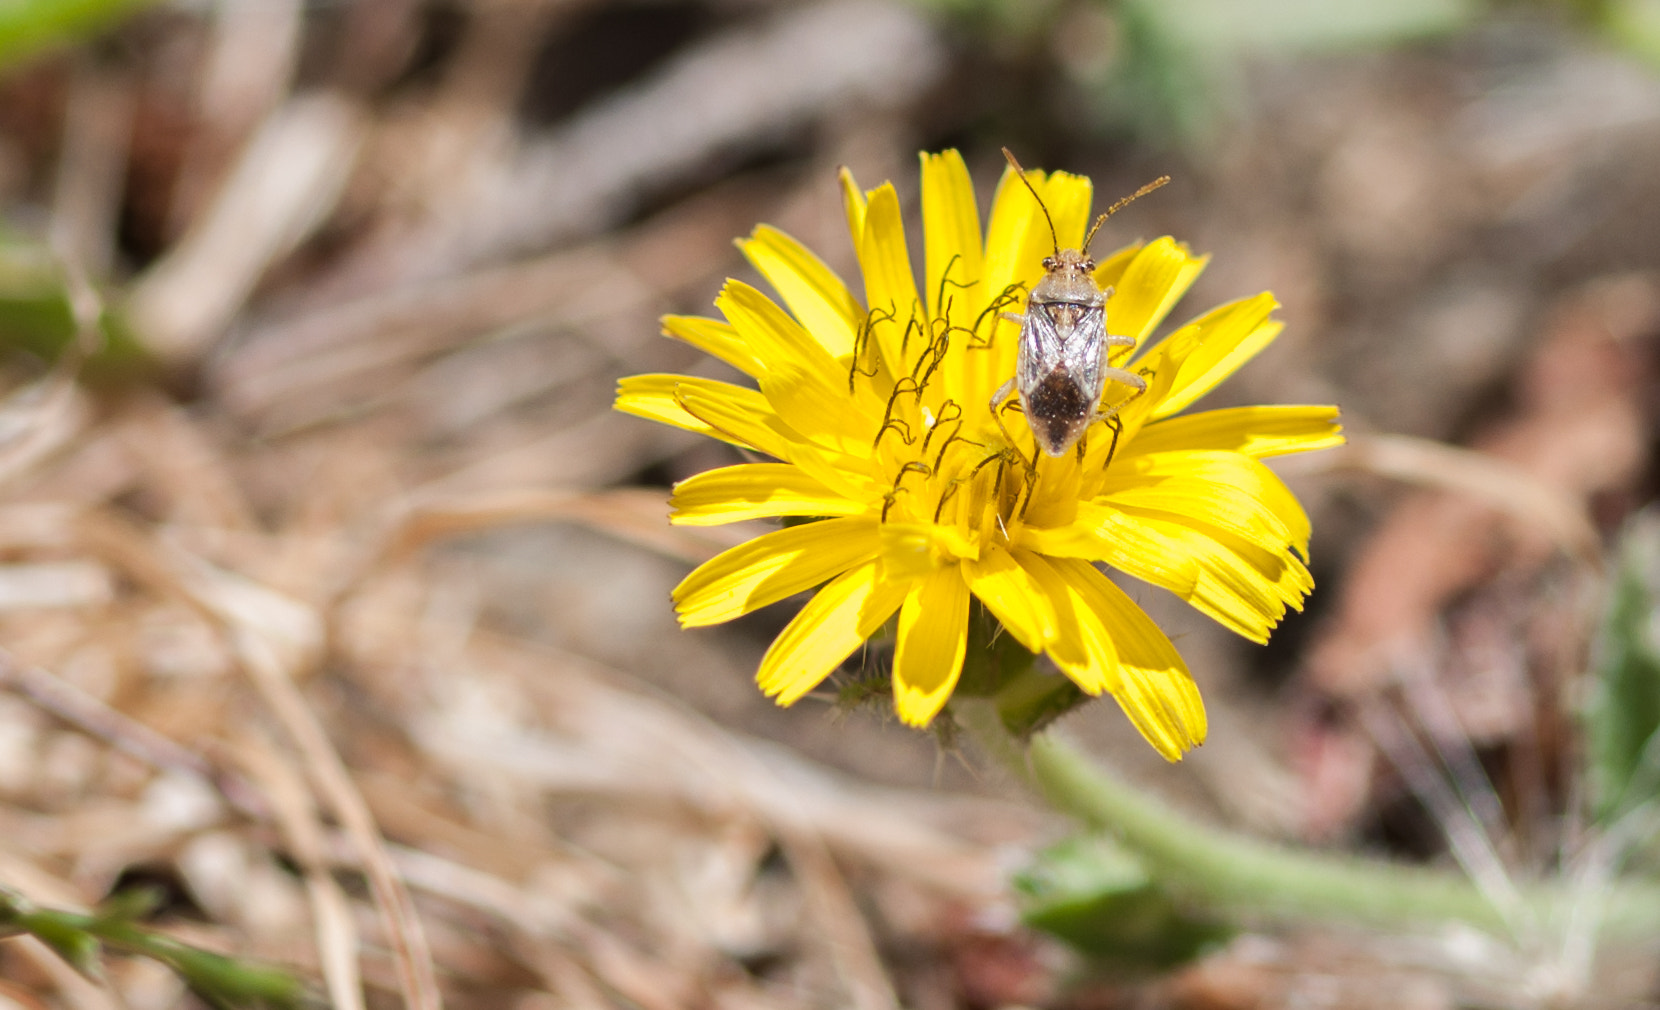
left=991, top=148, right=1169, bottom=459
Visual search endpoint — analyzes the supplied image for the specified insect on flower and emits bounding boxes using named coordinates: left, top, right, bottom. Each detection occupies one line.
left=992, top=148, right=1169, bottom=461
left=615, top=149, right=1344, bottom=756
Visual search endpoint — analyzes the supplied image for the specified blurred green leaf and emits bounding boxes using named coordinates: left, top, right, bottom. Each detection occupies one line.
left=2, top=885, right=313, bottom=1008
left=1016, top=834, right=1234, bottom=970
left=1123, top=0, right=1477, bottom=58
left=1603, top=0, right=1660, bottom=68
left=165, top=944, right=314, bottom=1010
left=909, top=0, right=1063, bottom=38
left=0, top=234, right=153, bottom=379
left=1584, top=509, right=1660, bottom=824
left=1110, top=0, right=1478, bottom=142
left=0, top=0, right=160, bottom=70
left=17, top=910, right=106, bottom=979
left=93, top=885, right=166, bottom=923
left=0, top=239, right=78, bottom=356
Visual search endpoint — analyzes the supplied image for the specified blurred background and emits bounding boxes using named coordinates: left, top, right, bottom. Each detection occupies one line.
left=1, top=0, right=1660, bottom=1006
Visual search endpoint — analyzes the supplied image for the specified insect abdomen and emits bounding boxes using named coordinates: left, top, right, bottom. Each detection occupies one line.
left=1025, top=371, right=1093, bottom=457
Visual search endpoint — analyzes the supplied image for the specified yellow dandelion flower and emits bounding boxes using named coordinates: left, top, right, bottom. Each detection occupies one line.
left=617, top=151, right=1342, bottom=759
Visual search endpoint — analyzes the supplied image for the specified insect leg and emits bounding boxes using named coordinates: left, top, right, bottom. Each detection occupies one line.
left=989, top=377, right=1020, bottom=445
left=1000, top=311, right=1025, bottom=326
left=1101, top=365, right=1147, bottom=392
left=1092, top=374, right=1150, bottom=472
left=989, top=379, right=1034, bottom=471
left=990, top=377, right=1015, bottom=414
left=1099, top=414, right=1124, bottom=470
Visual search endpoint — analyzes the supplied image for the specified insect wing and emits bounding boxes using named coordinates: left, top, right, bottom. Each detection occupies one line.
left=1018, top=301, right=1106, bottom=413
left=1017, top=300, right=1108, bottom=456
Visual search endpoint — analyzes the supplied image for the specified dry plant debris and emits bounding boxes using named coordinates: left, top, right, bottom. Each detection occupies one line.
left=2, top=1, right=1660, bottom=1008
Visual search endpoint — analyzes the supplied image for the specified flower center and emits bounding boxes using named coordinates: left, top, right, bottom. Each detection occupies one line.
left=857, top=291, right=1036, bottom=555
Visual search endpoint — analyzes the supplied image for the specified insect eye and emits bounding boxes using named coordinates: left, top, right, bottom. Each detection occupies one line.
left=1082, top=258, right=1094, bottom=271
left=1042, top=257, right=1055, bottom=270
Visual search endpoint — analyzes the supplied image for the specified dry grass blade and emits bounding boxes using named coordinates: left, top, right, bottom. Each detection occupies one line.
left=127, top=95, right=365, bottom=362
left=0, top=371, right=90, bottom=495
left=408, top=0, right=945, bottom=273
left=171, top=552, right=444, bottom=1010
left=23, top=0, right=1660, bottom=1004
left=216, top=245, right=648, bottom=428
left=231, top=738, right=365, bottom=1010
left=1289, top=433, right=1603, bottom=567
left=9, top=938, right=119, bottom=1010
left=383, top=486, right=741, bottom=569
left=49, top=63, right=132, bottom=281
left=0, top=650, right=210, bottom=783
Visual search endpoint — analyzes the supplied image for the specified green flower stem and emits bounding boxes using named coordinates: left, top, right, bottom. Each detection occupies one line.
left=0, top=0, right=160, bottom=69
left=0, top=885, right=311, bottom=1008
left=959, top=700, right=1660, bottom=939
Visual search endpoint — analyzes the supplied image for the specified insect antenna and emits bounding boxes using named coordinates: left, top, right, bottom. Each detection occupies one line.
left=1082, top=175, right=1170, bottom=252
left=1001, top=147, right=1059, bottom=257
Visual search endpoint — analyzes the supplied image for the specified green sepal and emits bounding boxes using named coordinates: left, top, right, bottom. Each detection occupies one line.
left=1016, top=834, right=1234, bottom=972
left=1584, top=509, right=1660, bottom=826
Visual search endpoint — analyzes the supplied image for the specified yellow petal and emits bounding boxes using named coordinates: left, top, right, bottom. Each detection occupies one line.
left=981, top=163, right=1045, bottom=306
left=839, top=166, right=867, bottom=247
left=738, top=225, right=864, bottom=361
left=674, top=516, right=880, bottom=627
left=1103, top=479, right=1294, bottom=556
left=714, top=281, right=881, bottom=455
left=716, top=279, right=842, bottom=380
left=1075, top=358, right=1181, bottom=494
left=857, top=182, right=924, bottom=378
left=672, top=381, right=796, bottom=460
left=1017, top=552, right=1109, bottom=692
left=1146, top=292, right=1281, bottom=420
left=920, top=150, right=984, bottom=331
left=879, top=522, right=980, bottom=581
left=963, top=544, right=1056, bottom=653
left=671, top=463, right=869, bottom=526
left=757, top=559, right=907, bottom=705
left=892, top=566, right=970, bottom=726
left=976, top=165, right=1047, bottom=395
left=1040, top=170, right=1094, bottom=253
left=980, top=164, right=1093, bottom=300
left=1107, top=237, right=1208, bottom=346
left=1020, top=502, right=1310, bottom=644
left=1092, top=241, right=1145, bottom=291
left=661, top=315, right=762, bottom=377
left=1103, top=449, right=1311, bottom=554
left=1132, top=405, right=1345, bottom=458
left=616, top=374, right=771, bottom=450
left=1050, top=558, right=1206, bottom=760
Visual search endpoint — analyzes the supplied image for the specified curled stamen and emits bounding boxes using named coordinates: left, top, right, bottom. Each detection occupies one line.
left=921, top=399, right=964, bottom=458
left=873, top=377, right=923, bottom=450
left=990, top=395, right=1032, bottom=471
left=881, top=461, right=933, bottom=521
left=899, top=308, right=923, bottom=358
left=1100, top=414, right=1124, bottom=471
left=967, top=283, right=1026, bottom=350
left=912, top=319, right=953, bottom=390
left=848, top=304, right=895, bottom=392
left=1016, top=460, right=1039, bottom=520
left=874, top=417, right=916, bottom=451
left=933, top=253, right=966, bottom=316
left=969, top=449, right=1008, bottom=482
left=880, top=486, right=908, bottom=521
left=932, top=478, right=962, bottom=523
